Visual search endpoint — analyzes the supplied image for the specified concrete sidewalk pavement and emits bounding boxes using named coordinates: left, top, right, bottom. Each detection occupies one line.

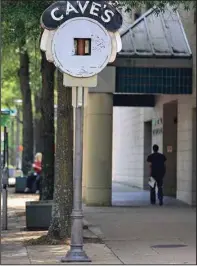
left=1, top=184, right=196, bottom=264
left=1, top=188, right=120, bottom=265
left=84, top=182, right=196, bottom=264
left=84, top=205, right=196, bottom=264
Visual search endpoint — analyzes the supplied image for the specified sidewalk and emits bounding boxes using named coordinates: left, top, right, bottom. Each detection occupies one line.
left=1, top=188, right=119, bottom=265
left=84, top=182, right=196, bottom=264
left=1, top=184, right=196, bottom=264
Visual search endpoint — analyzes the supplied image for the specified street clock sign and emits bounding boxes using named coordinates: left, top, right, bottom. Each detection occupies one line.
left=52, top=17, right=112, bottom=77
left=41, top=0, right=122, bottom=32
left=40, top=0, right=122, bottom=82
left=40, top=1, right=123, bottom=263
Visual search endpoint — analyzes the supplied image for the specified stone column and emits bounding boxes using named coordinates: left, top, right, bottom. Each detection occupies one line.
left=85, top=93, right=113, bottom=206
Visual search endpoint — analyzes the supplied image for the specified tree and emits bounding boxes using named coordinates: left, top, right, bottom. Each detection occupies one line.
left=2, top=18, right=35, bottom=175
left=29, top=40, right=43, bottom=155
left=17, top=19, right=34, bottom=174
left=1, top=46, right=21, bottom=107
left=39, top=51, right=56, bottom=200
left=2, top=46, right=22, bottom=170
left=2, top=0, right=39, bottom=175
left=34, top=91, right=43, bottom=154
left=47, top=72, right=73, bottom=240
left=32, top=72, right=73, bottom=244
left=2, top=1, right=56, bottom=181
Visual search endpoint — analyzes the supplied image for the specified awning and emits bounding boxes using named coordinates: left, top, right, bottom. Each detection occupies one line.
left=119, top=8, right=192, bottom=58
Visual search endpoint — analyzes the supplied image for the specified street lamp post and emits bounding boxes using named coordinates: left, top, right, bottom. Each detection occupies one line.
left=2, top=126, right=9, bottom=230
left=16, top=106, right=20, bottom=169
left=61, top=86, right=90, bottom=262
left=61, top=39, right=90, bottom=262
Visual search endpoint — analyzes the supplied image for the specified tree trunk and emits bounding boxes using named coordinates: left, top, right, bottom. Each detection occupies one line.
left=34, top=91, right=43, bottom=154
left=47, top=71, right=73, bottom=240
left=18, top=40, right=34, bottom=175
left=40, top=51, right=55, bottom=200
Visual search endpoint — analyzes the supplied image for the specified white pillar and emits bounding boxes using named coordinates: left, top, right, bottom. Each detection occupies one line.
left=85, top=93, right=113, bottom=206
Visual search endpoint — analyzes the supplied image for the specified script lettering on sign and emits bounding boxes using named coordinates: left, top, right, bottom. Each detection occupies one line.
left=41, top=0, right=122, bottom=32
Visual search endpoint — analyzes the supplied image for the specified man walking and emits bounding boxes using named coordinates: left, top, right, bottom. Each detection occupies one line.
left=147, top=144, right=167, bottom=206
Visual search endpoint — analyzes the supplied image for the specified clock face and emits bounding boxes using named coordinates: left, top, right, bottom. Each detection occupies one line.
left=52, top=17, right=112, bottom=78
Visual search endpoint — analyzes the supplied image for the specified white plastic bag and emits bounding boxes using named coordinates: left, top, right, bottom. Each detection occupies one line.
left=148, top=177, right=156, bottom=188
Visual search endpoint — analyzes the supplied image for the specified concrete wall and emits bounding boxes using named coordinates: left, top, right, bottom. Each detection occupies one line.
left=112, top=105, right=164, bottom=189
left=112, top=8, right=196, bottom=205
left=113, top=95, right=196, bottom=204
left=112, top=107, right=145, bottom=188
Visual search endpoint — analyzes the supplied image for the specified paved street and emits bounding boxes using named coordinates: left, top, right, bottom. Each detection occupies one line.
left=1, top=182, right=196, bottom=264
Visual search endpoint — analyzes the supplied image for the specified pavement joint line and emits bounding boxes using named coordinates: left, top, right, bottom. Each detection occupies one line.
left=86, top=225, right=124, bottom=264
left=88, top=225, right=105, bottom=238
left=20, top=225, right=31, bottom=264
left=104, top=242, right=124, bottom=265
left=8, top=207, right=31, bottom=264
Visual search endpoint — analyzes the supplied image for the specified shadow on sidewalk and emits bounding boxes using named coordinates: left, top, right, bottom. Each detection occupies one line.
left=2, top=188, right=113, bottom=265
left=112, top=181, right=190, bottom=207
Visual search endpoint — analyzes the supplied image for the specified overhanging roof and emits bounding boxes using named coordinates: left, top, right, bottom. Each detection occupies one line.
left=119, top=8, right=192, bottom=58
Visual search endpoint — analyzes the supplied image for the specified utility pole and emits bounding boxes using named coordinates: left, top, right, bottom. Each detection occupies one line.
left=16, top=106, right=20, bottom=169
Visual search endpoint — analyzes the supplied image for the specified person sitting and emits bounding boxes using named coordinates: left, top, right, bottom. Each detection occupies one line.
left=24, top=153, right=42, bottom=194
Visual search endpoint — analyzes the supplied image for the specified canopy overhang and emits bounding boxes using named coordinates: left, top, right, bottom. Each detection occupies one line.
left=118, top=8, right=192, bottom=59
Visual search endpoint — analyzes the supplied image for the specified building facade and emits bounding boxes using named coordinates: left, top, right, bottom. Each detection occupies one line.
left=82, top=6, right=196, bottom=207
left=113, top=7, right=196, bottom=205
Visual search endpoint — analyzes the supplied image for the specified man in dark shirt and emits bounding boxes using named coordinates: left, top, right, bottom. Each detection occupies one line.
left=147, top=144, right=167, bottom=206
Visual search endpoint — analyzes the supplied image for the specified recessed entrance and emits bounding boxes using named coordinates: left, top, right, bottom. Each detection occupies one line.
left=163, top=101, right=178, bottom=197
left=112, top=106, right=181, bottom=206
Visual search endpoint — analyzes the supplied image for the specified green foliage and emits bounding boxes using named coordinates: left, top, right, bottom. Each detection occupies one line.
left=2, top=0, right=196, bottom=45
left=1, top=46, right=21, bottom=108
left=2, top=1, right=51, bottom=113
left=118, top=0, right=196, bottom=12
left=2, top=0, right=51, bottom=45
left=1, top=114, right=11, bottom=127
left=1, top=39, right=42, bottom=109
left=2, top=0, right=44, bottom=109
left=2, top=0, right=195, bottom=44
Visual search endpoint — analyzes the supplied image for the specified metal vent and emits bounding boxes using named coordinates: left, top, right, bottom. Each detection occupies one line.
left=151, top=244, right=188, bottom=248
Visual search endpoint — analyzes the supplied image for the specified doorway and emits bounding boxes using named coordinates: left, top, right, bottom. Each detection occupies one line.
left=163, top=101, right=178, bottom=197
left=192, top=108, right=196, bottom=206
left=143, top=121, right=152, bottom=190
